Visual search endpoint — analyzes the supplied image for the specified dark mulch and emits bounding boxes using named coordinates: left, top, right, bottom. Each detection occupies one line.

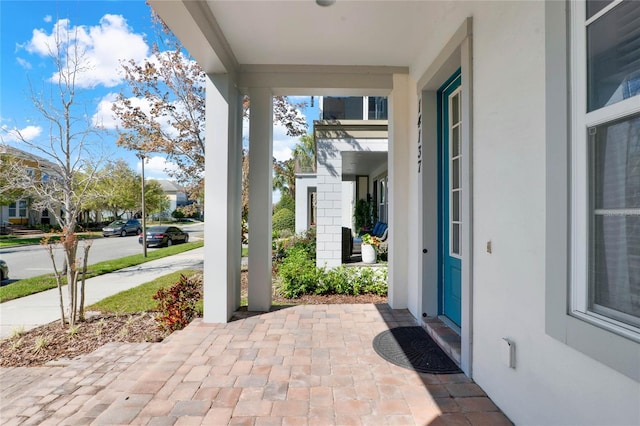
left=0, top=312, right=166, bottom=367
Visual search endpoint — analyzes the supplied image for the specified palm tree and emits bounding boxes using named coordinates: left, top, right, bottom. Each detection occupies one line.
left=273, top=158, right=296, bottom=200
left=293, top=134, right=315, bottom=173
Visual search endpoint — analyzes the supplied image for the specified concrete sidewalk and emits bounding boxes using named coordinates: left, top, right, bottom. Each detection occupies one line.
left=0, top=247, right=204, bottom=339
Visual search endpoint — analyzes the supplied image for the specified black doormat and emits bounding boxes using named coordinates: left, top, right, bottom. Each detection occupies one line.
left=372, top=326, right=461, bottom=374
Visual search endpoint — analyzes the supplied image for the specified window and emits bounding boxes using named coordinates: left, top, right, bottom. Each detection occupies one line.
left=449, top=88, right=462, bottom=257
left=571, top=0, right=640, bottom=339
left=9, top=200, right=27, bottom=218
left=377, top=175, right=388, bottom=224
left=321, top=97, right=364, bottom=120
left=368, top=97, right=388, bottom=120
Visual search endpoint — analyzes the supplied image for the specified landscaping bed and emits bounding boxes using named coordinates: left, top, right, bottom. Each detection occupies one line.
left=0, top=312, right=164, bottom=367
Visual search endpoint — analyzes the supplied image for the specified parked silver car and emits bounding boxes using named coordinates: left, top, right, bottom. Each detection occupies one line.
left=102, top=219, right=142, bottom=237
left=0, top=259, right=8, bottom=281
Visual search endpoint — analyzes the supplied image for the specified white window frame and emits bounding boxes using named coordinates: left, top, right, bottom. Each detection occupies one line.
left=8, top=200, right=28, bottom=218
left=570, top=0, right=640, bottom=341
left=449, top=87, right=462, bottom=259
left=545, top=0, right=639, bottom=383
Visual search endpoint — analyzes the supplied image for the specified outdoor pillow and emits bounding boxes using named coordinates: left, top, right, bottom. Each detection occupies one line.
left=372, top=221, right=382, bottom=236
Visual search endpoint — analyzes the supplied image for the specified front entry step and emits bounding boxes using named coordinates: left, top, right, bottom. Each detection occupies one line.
left=421, top=316, right=461, bottom=366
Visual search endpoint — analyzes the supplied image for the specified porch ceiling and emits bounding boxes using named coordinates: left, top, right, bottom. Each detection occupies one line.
left=342, top=151, right=387, bottom=177
left=149, top=1, right=434, bottom=78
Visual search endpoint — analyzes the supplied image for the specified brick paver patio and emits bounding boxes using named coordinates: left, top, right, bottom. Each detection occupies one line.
left=0, top=304, right=511, bottom=425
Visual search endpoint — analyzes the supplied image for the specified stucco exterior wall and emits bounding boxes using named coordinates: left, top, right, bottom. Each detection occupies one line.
left=408, top=2, right=639, bottom=425
left=294, top=174, right=316, bottom=234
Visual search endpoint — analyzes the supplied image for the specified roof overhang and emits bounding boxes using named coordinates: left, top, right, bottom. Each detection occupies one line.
left=314, top=120, right=388, bottom=140
left=148, top=1, right=438, bottom=93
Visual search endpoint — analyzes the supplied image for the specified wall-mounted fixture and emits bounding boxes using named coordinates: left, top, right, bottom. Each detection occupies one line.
left=316, top=0, right=336, bottom=6
left=502, top=338, right=516, bottom=369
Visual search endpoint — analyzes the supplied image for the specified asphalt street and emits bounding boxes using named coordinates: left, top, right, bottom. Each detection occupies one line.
left=0, top=222, right=203, bottom=281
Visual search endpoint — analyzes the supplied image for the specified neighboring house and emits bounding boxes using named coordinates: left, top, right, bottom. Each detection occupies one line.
left=153, top=179, right=188, bottom=218
left=295, top=96, right=389, bottom=267
left=0, top=145, right=59, bottom=227
left=151, top=1, right=640, bottom=424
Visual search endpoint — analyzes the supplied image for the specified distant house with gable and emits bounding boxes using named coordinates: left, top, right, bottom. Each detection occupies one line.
left=0, top=145, right=59, bottom=228
left=153, top=179, right=188, bottom=218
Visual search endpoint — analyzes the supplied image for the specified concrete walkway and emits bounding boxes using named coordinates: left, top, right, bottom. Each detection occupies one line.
left=0, top=247, right=204, bottom=339
left=0, top=304, right=512, bottom=425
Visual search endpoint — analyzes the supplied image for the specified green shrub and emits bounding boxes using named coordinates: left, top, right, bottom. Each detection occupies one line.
left=353, top=266, right=388, bottom=295
left=290, top=226, right=316, bottom=259
left=276, top=249, right=388, bottom=299
left=354, top=198, right=374, bottom=233
left=278, top=229, right=294, bottom=239
left=171, top=209, right=185, bottom=219
left=272, top=235, right=294, bottom=260
left=316, top=266, right=351, bottom=295
left=274, top=194, right=295, bottom=213
left=277, top=246, right=321, bottom=298
left=315, top=266, right=388, bottom=296
left=153, top=274, right=203, bottom=332
left=272, top=208, right=295, bottom=233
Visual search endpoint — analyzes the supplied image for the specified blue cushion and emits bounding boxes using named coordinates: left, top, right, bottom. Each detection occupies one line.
left=372, top=222, right=382, bottom=236
left=377, top=223, right=387, bottom=237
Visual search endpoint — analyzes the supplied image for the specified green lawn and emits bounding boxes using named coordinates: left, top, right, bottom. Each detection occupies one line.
left=0, top=241, right=203, bottom=303
left=0, top=233, right=101, bottom=248
left=88, top=269, right=201, bottom=314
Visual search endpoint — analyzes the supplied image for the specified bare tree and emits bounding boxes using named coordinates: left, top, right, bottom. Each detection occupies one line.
left=113, top=12, right=308, bottom=207
left=0, top=26, right=105, bottom=327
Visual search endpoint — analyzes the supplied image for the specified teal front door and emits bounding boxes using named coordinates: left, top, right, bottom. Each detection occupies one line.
left=438, top=71, right=462, bottom=327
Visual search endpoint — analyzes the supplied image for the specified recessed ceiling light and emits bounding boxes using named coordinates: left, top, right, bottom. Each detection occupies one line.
left=316, top=0, right=336, bottom=6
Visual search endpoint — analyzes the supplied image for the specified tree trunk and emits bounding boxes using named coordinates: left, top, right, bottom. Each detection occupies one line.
left=44, top=243, right=66, bottom=326
left=78, top=241, right=92, bottom=321
left=63, top=229, right=78, bottom=326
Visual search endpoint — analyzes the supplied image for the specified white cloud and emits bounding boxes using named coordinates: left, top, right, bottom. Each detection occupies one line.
left=25, top=14, right=149, bottom=88
left=138, top=155, right=179, bottom=179
left=273, top=123, right=295, bottom=162
left=44, top=15, right=52, bottom=23
left=92, top=92, right=119, bottom=128
left=0, top=125, right=42, bottom=143
left=242, top=111, right=308, bottom=162
left=16, top=57, right=32, bottom=70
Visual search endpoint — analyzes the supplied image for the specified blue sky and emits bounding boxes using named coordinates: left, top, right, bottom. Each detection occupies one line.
left=0, top=0, right=318, bottom=182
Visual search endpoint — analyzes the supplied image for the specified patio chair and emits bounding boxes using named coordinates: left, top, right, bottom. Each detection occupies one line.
left=353, top=221, right=388, bottom=254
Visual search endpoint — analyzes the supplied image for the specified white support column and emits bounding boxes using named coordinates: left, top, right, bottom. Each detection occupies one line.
left=388, top=73, right=412, bottom=309
left=315, top=138, right=343, bottom=268
left=248, top=88, right=273, bottom=312
left=203, top=74, right=243, bottom=323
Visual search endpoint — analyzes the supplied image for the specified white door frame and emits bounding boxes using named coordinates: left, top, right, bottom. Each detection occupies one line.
left=417, top=18, right=474, bottom=376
